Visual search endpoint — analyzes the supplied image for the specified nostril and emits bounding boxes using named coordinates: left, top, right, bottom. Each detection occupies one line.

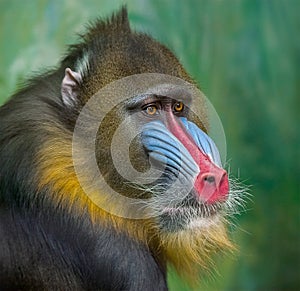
left=195, top=170, right=229, bottom=203
left=203, top=175, right=215, bottom=184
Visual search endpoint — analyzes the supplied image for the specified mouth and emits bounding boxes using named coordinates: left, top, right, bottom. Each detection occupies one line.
left=158, top=192, right=224, bottom=232
left=162, top=204, right=221, bottom=218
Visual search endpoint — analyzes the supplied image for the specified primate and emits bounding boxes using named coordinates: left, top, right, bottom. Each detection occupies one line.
left=0, top=7, right=240, bottom=290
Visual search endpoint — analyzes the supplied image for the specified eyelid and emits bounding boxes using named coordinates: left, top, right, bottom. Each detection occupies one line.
left=141, top=102, right=161, bottom=111
left=142, top=102, right=161, bottom=116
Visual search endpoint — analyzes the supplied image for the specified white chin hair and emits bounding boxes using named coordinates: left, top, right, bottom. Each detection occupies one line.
left=187, top=214, right=221, bottom=230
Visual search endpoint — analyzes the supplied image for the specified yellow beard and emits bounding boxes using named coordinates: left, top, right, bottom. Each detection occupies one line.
left=161, top=214, right=235, bottom=285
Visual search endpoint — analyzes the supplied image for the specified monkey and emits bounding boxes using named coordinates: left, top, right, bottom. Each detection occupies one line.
left=0, top=7, right=242, bottom=291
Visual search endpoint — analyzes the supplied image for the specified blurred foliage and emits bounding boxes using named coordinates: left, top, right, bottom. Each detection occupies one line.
left=0, top=0, right=299, bottom=290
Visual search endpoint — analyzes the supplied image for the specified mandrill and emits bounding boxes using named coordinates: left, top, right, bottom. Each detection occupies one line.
left=0, top=7, right=243, bottom=291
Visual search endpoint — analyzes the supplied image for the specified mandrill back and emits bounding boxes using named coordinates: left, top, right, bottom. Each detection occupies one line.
left=0, top=7, right=237, bottom=291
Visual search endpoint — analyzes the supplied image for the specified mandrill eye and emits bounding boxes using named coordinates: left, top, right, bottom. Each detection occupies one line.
left=143, top=104, right=158, bottom=116
left=173, top=101, right=184, bottom=113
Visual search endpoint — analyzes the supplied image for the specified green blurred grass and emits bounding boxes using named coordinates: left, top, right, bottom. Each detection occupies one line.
left=1, top=0, right=299, bottom=290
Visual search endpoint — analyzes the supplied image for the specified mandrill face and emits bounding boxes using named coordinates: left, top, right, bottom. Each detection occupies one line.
left=78, top=74, right=237, bottom=237
left=132, top=93, right=229, bottom=232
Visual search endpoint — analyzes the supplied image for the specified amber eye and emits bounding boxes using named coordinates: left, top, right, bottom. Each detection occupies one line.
left=145, top=105, right=158, bottom=115
left=173, top=101, right=184, bottom=112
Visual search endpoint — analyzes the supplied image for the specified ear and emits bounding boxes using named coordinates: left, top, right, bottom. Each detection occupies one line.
left=61, top=68, right=82, bottom=107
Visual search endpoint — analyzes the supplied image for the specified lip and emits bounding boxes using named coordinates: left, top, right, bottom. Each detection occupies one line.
left=161, top=203, right=221, bottom=218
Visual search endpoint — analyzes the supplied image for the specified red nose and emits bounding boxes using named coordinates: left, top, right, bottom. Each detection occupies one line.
left=194, top=166, right=229, bottom=204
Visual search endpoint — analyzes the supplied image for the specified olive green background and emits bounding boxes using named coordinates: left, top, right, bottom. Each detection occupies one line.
left=0, top=0, right=299, bottom=290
